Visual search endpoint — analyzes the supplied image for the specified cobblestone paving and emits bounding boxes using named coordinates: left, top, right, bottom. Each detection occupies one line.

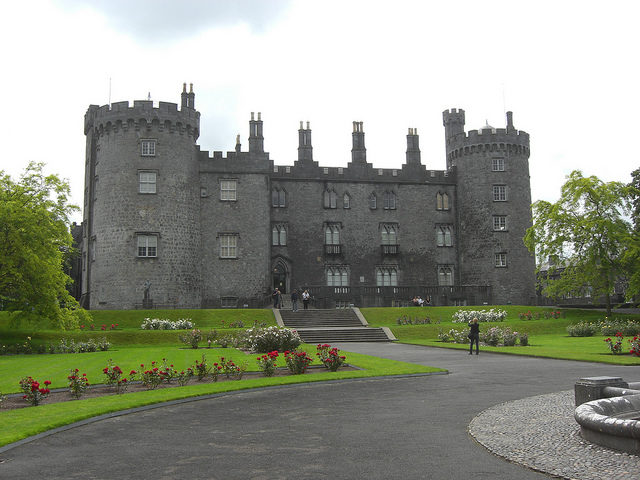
left=469, top=390, right=640, bottom=480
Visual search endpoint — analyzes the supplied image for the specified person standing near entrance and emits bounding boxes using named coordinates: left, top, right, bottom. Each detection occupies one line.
left=302, top=290, right=310, bottom=310
left=272, top=288, right=280, bottom=308
left=291, top=289, right=299, bottom=312
left=468, top=317, right=480, bottom=355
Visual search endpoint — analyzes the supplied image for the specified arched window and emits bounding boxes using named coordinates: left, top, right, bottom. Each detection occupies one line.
left=376, top=266, right=398, bottom=286
left=272, top=225, right=287, bottom=245
left=272, top=188, right=286, bottom=207
left=325, top=225, right=340, bottom=245
left=381, top=224, right=398, bottom=245
left=436, top=192, right=450, bottom=210
left=343, top=193, right=351, bottom=209
left=326, top=266, right=349, bottom=286
left=436, top=225, right=452, bottom=247
left=438, top=266, right=453, bottom=286
left=369, top=193, right=377, bottom=209
left=384, top=191, right=396, bottom=210
left=323, top=189, right=337, bottom=209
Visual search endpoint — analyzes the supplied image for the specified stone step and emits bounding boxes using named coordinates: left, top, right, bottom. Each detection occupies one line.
left=296, top=328, right=391, bottom=343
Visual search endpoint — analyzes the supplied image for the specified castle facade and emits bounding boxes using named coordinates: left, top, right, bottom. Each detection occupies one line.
left=81, top=84, right=535, bottom=309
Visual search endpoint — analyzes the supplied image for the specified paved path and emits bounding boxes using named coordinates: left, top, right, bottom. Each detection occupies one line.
left=1, top=343, right=636, bottom=479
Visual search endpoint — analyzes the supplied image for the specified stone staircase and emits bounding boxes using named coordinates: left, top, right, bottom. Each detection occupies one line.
left=277, top=308, right=394, bottom=343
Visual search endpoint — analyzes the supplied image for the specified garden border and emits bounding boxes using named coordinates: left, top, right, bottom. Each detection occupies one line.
left=0, top=371, right=446, bottom=455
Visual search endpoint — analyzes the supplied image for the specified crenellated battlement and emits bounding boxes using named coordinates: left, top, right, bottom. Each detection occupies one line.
left=446, top=127, right=530, bottom=163
left=85, top=99, right=200, bottom=139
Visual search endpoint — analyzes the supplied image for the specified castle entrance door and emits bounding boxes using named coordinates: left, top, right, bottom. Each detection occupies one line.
left=273, top=263, right=287, bottom=294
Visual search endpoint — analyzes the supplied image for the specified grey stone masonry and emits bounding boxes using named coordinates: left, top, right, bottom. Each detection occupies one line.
left=81, top=86, right=536, bottom=309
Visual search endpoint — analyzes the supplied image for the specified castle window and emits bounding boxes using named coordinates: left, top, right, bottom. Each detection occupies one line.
left=437, top=265, right=453, bottom=286
left=141, top=140, right=156, bottom=156
left=376, top=266, right=398, bottom=286
left=220, top=180, right=237, bottom=201
left=324, top=224, right=341, bottom=254
left=272, top=224, right=287, bottom=246
left=383, top=191, right=396, bottom=210
left=493, top=216, right=507, bottom=231
left=138, top=171, right=157, bottom=194
left=381, top=224, right=399, bottom=254
left=492, top=157, right=505, bottom=171
left=272, top=188, right=286, bottom=207
left=495, top=253, right=507, bottom=267
left=436, top=192, right=450, bottom=210
left=326, top=266, right=349, bottom=286
left=343, top=193, right=351, bottom=209
left=219, top=234, right=238, bottom=258
left=436, top=225, right=453, bottom=247
left=493, top=185, right=507, bottom=201
left=323, top=189, right=337, bottom=209
left=137, top=234, right=157, bottom=258
left=369, top=193, right=377, bottom=210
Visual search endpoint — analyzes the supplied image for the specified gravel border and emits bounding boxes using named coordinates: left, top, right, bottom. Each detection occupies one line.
left=469, top=390, right=640, bottom=480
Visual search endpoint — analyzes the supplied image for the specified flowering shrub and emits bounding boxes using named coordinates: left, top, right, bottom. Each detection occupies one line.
left=19, top=376, right=51, bottom=406
left=245, top=326, right=302, bottom=353
left=257, top=351, right=279, bottom=377
left=193, top=354, right=211, bottom=381
left=218, top=332, right=248, bottom=349
left=103, top=360, right=124, bottom=386
left=57, top=337, right=110, bottom=353
left=629, top=336, right=640, bottom=356
left=137, top=361, right=165, bottom=389
left=284, top=350, right=313, bottom=374
left=179, top=329, right=203, bottom=349
left=518, top=332, right=529, bottom=346
left=482, top=327, right=502, bottom=346
left=160, top=358, right=178, bottom=383
left=604, top=332, right=624, bottom=355
left=598, top=319, right=640, bottom=336
left=219, top=357, right=247, bottom=380
left=316, top=344, right=346, bottom=371
left=176, top=368, right=195, bottom=386
left=566, top=322, right=598, bottom=337
left=502, top=328, right=518, bottom=347
left=140, top=318, right=194, bottom=330
left=452, top=309, right=507, bottom=323
left=115, top=377, right=129, bottom=394
left=67, top=369, right=90, bottom=399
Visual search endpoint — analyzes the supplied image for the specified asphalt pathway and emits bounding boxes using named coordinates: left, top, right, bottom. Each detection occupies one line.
left=1, top=343, right=636, bottom=479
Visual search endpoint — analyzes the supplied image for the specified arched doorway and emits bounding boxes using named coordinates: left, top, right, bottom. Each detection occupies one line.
left=272, top=261, right=288, bottom=294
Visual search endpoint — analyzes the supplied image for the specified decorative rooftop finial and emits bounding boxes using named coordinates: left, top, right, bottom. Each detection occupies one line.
left=189, top=83, right=193, bottom=93
left=300, top=121, right=303, bottom=129
left=147, top=92, right=151, bottom=101
left=251, top=112, right=255, bottom=121
left=306, top=121, right=310, bottom=129
left=258, top=112, right=261, bottom=121
left=183, top=83, right=187, bottom=92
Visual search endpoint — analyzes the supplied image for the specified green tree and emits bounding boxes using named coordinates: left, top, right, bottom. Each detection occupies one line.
left=0, top=162, right=85, bottom=329
left=622, top=168, right=640, bottom=301
left=524, top=170, right=634, bottom=315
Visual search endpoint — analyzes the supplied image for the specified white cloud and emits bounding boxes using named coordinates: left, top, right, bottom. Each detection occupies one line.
left=2, top=0, right=638, bottom=223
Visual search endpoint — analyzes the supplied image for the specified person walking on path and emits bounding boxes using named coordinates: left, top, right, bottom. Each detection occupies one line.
left=468, top=317, right=480, bottom=355
left=302, top=290, right=310, bottom=310
left=291, top=289, right=299, bottom=312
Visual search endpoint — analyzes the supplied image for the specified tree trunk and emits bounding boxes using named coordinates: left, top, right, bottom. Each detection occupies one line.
left=605, top=292, right=612, bottom=316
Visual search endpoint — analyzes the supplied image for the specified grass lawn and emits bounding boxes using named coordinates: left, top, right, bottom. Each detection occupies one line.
left=2, top=304, right=640, bottom=447
left=363, top=305, right=640, bottom=365
left=0, top=344, right=443, bottom=447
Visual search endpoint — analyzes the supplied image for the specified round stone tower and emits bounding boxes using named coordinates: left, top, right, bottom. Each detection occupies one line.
left=442, top=109, right=536, bottom=305
left=82, top=84, right=201, bottom=309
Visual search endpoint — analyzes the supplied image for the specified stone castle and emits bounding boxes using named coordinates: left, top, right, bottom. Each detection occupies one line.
left=81, top=84, right=535, bottom=309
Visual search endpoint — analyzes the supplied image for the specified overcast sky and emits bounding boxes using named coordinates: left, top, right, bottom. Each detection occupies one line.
left=2, top=1, right=638, bottom=223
